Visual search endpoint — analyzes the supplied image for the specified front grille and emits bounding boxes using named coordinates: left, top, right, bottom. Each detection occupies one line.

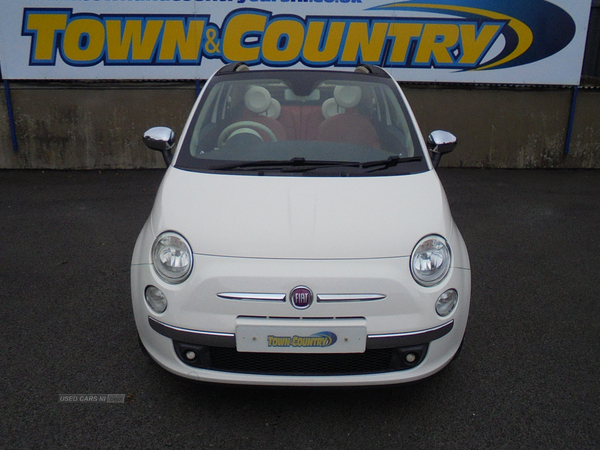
left=174, top=342, right=428, bottom=375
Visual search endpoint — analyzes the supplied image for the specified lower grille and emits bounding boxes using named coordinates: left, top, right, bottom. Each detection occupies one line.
left=174, top=342, right=428, bottom=375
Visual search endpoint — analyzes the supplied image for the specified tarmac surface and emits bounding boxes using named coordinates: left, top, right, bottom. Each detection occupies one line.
left=1, top=168, right=599, bottom=449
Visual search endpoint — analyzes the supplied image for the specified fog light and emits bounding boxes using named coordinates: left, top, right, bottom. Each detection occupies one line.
left=174, top=342, right=209, bottom=368
left=405, top=353, right=417, bottom=364
left=436, top=289, right=458, bottom=317
left=145, top=286, right=168, bottom=313
left=390, top=345, right=428, bottom=370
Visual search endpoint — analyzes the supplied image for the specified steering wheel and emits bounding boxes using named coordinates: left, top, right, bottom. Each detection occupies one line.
left=217, top=121, right=278, bottom=148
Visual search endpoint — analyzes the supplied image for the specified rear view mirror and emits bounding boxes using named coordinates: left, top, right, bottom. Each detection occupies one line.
left=143, top=126, right=176, bottom=166
left=427, top=130, right=457, bottom=168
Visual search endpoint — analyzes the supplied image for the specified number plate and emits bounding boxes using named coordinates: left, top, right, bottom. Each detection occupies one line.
left=236, top=318, right=367, bottom=354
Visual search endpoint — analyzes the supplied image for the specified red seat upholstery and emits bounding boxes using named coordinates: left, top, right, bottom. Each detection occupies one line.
left=278, top=106, right=302, bottom=140
left=241, top=110, right=287, bottom=141
left=303, top=106, right=326, bottom=141
left=318, top=114, right=380, bottom=149
left=317, top=85, right=380, bottom=149
left=279, top=105, right=325, bottom=141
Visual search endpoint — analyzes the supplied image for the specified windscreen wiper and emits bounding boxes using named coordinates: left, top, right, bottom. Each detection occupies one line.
left=213, top=157, right=361, bottom=172
left=360, top=155, right=422, bottom=171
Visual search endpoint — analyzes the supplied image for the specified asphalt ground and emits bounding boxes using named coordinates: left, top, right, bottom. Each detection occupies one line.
left=1, top=168, right=599, bottom=449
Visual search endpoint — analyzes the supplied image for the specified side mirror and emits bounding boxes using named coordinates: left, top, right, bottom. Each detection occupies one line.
left=143, top=127, right=176, bottom=166
left=427, top=130, right=457, bottom=168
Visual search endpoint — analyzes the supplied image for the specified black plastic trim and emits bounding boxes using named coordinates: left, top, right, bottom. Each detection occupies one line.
left=366, top=321, right=454, bottom=349
left=149, top=316, right=453, bottom=350
left=148, top=317, right=235, bottom=348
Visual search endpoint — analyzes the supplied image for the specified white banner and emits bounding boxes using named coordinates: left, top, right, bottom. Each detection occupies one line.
left=0, top=0, right=592, bottom=84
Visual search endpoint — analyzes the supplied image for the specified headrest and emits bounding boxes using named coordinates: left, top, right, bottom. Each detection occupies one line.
left=264, top=98, right=281, bottom=119
left=333, top=85, right=362, bottom=109
left=245, top=86, right=272, bottom=114
left=321, top=98, right=344, bottom=119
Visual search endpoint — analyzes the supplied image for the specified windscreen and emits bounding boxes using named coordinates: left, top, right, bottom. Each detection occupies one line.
left=175, top=70, right=428, bottom=176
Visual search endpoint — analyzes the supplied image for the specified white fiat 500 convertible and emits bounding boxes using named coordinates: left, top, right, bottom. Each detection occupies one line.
left=132, top=63, right=470, bottom=386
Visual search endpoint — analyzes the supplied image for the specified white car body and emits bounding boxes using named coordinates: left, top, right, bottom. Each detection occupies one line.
left=132, top=64, right=470, bottom=386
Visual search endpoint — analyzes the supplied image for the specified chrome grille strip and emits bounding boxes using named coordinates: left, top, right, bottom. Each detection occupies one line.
left=317, top=294, right=386, bottom=302
left=217, top=292, right=286, bottom=302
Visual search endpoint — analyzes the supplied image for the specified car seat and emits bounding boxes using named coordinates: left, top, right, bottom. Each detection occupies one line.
left=240, top=86, right=287, bottom=141
left=317, top=86, right=380, bottom=149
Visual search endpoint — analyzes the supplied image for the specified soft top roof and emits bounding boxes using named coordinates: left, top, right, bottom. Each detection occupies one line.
left=215, top=63, right=391, bottom=78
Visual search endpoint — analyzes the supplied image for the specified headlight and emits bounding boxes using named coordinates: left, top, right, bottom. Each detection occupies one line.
left=151, top=231, right=193, bottom=284
left=410, top=235, right=451, bottom=287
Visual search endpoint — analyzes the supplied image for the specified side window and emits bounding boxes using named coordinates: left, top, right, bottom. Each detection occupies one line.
left=378, top=86, right=415, bottom=157
left=189, top=83, right=226, bottom=155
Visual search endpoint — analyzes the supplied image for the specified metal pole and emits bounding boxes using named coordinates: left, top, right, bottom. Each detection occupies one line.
left=564, top=86, right=579, bottom=156
left=1, top=64, right=19, bottom=153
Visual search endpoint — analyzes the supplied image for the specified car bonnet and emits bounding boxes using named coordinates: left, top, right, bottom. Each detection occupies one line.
left=150, top=168, right=454, bottom=259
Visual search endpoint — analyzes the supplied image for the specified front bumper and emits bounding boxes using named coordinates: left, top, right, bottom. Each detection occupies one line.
left=152, top=316, right=454, bottom=378
left=132, top=251, right=470, bottom=386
